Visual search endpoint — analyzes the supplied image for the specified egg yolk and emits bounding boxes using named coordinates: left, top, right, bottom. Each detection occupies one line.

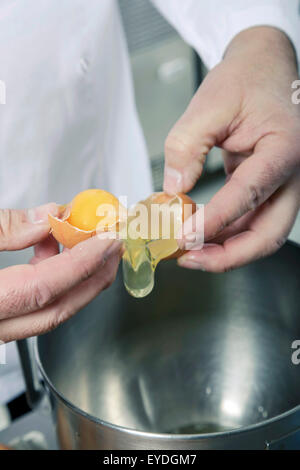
left=67, top=189, right=120, bottom=231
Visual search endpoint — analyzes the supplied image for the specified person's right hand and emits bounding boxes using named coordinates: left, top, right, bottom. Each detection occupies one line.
left=163, top=27, right=300, bottom=272
left=0, top=204, right=122, bottom=343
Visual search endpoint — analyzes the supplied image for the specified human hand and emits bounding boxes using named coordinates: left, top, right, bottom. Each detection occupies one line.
left=163, top=26, right=300, bottom=272
left=0, top=204, right=122, bottom=342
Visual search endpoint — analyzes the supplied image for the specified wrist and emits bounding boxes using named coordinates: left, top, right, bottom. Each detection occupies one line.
left=224, top=26, right=297, bottom=74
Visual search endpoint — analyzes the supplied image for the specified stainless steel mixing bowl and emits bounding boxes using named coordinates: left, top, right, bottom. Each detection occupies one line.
left=19, top=242, right=300, bottom=449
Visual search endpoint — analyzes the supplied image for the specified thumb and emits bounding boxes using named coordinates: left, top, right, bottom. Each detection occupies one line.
left=163, top=68, right=240, bottom=194
left=0, top=203, right=59, bottom=251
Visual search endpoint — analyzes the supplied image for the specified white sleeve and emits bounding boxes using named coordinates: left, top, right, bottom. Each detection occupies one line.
left=151, top=0, right=300, bottom=69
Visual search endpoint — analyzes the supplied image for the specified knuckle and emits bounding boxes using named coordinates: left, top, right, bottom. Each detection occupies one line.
left=165, top=133, right=196, bottom=163
left=207, top=202, right=228, bottom=236
left=43, top=308, right=68, bottom=334
left=45, top=304, right=77, bottom=334
left=257, top=235, right=287, bottom=260
left=55, top=305, right=73, bottom=325
left=0, top=288, right=21, bottom=316
left=32, top=278, right=53, bottom=311
left=231, top=177, right=263, bottom=211
left=66, top=249, right=95, bottom=282
left=0, top=284, right=46, bottom=317
left=269, top=235, right=287, bottom=254
left=214, top=211, right=227, bottom=234
left=38, top=316, right=60, bottom=335
left=102, top=275, right=113, bottom=291
left=247, top=184, right=261, bottom=210
left=102, top=268, right=118, bottom=291
left=79, top=261, right=94, bottom=282
left=48, top=312, right=64, bottom=332
left=262, top=158, right=281, bottom=181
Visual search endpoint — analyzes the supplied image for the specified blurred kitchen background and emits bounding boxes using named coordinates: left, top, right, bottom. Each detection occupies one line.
left=119, top=0, right=223, bottom=189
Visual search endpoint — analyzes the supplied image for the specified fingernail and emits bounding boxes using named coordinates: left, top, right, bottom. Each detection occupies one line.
left=27, top=203, right=58, bottom=224
left=178, top=255, right=206, bottom=271
left=185, top=233, right=197, bottom=243
left=163, top=166, right=183, bottom=193
left=176, top=225, right=196, bottom=249
left=180, top=233, right=204, bottom=251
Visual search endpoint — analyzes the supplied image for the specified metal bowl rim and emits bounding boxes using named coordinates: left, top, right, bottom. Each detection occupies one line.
left=35, top=240, right=300, bottom=441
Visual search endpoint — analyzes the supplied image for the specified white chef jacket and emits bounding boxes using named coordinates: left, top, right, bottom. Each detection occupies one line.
left=0, top=0, right=299, bottom=406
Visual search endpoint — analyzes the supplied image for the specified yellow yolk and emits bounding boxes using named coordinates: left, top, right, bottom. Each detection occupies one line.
left=67, top=189, right=120, bottom=231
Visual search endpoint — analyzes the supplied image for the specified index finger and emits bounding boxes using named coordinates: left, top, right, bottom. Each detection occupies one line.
left=0, top=236, right=122, bottom=319
left=181, top=136, right=297, bottom=245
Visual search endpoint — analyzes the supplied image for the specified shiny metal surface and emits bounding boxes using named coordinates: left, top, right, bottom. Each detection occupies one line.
left=37, top=242, right=300, bottom=449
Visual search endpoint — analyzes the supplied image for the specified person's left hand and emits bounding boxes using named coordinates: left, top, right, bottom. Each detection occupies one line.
left=163, top=26, right=300, bottom=272
left=0, top=204, right=122, bottom=342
